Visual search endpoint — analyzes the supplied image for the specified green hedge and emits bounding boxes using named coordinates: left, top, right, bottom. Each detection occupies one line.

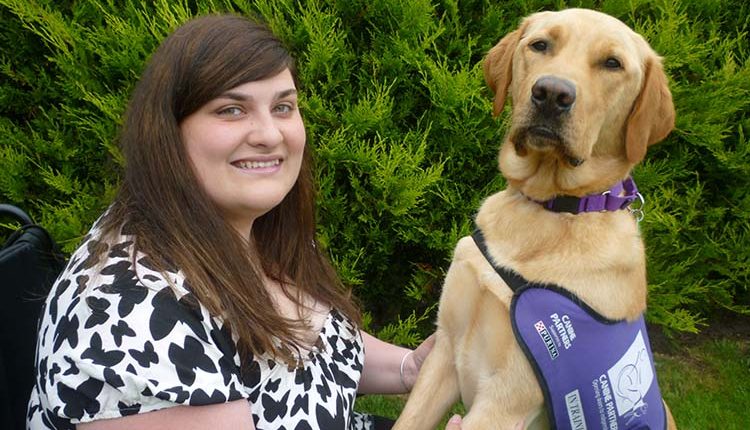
left=1, top=0, right=748, bottom=341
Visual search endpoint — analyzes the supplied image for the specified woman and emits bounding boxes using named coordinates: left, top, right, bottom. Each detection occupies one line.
left=26, top=14, right=464, bottom=430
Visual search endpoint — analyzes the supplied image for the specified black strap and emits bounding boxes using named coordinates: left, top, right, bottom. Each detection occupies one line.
left=542, top=195, right=584, bottom=214
left=471, top=228, right=529, bottom=292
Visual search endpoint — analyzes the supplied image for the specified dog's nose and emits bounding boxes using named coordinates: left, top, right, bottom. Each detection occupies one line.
left=531, top=77, right=576, bottom=114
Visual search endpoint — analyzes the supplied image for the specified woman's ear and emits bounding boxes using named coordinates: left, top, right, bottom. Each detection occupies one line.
left=483, top=23, right=526, bottom=117
left=625, top=56, right=676, bottom=163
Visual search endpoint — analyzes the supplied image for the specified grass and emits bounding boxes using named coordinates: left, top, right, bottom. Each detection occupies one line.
left=658, top=339, right=750, bottom=429
left=355, top=339, right=750, bottom=429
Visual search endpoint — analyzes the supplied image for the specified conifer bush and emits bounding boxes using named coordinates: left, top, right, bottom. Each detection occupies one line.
left=1, top=0, right=748, bottom=341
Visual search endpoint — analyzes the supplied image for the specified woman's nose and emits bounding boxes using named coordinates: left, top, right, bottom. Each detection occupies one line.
left=246, top=114, right=283, bottom=147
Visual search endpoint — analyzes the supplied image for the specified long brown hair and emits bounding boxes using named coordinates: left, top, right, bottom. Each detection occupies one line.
left=99, top=14, right=360, bottom=358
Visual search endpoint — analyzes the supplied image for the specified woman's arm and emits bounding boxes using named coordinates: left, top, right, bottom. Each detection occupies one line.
left=358, top=331, right=435, bottom=394
left=76, top=399, right=254, bottom=430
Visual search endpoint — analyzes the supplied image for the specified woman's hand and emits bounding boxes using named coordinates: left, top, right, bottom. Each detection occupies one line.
left=411, top=333, right=436, bottom=371
left=445, top=414, right=462, bottom=430
left=400, top=333, right=436, bottom=390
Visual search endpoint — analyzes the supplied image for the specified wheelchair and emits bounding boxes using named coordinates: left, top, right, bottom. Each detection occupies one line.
left=0, top=204, right=65, bottom=430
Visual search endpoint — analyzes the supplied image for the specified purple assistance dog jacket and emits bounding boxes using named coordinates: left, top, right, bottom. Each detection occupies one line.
left=472, top=229, right=667, bottom=430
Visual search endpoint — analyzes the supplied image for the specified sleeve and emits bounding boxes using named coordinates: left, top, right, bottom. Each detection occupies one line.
left=351, top=411, right=378, bottom=430
left=36, top=252, right=248, bottom=424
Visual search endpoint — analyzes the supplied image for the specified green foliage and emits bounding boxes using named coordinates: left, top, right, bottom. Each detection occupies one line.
left=628, top=0, right=750, bottom=332
left=1, top=0, right=748, bottom=338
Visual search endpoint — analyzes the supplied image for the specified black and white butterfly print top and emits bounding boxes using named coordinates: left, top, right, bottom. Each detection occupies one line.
left=27, top=220, right=375, bottom=429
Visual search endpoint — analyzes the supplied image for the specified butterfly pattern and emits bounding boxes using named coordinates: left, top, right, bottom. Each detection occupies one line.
left=27, top=221, right=374, bottom=429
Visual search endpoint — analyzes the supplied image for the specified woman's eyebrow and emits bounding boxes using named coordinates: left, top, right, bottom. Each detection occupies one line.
left=217, top=88, right=297, bottom=101
left=275, top=89, right=298, bottom=100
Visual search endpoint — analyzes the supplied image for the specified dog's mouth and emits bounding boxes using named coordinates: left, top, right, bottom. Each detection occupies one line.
left=528, top=125, right=560, bottom=142
left=512, top=126, right=585, bottom=167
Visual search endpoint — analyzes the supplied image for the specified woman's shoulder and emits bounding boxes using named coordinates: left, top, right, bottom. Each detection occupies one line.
left=32, top=221, right=248, bottom=425
left=55, top=218, right=199, bottom=305
left=41, top=219, right=219, bottom=343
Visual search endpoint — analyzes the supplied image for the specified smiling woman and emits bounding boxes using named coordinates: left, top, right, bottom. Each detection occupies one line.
left=180, top=70, right=306, bottom=238
left=25, top=14, right=446, bottom=430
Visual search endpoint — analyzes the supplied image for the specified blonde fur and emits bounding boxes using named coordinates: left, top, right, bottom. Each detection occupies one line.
left=394, top=9, right=676, bottom=430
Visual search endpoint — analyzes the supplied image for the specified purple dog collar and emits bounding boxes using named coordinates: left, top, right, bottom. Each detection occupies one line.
left=537, top=177, right=644, bottom=216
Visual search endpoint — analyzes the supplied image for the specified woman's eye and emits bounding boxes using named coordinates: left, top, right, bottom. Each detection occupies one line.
left=273, top=103, right=294, bottom=114
left=530, top=40, right=548, bottom=52
left=217, top=106, right=244, bottom=117
left=604, top=57, right=623, bottom=69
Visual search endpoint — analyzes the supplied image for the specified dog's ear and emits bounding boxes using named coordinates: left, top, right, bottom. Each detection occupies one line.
left=625, top=56, right=675, bottom=163
left=483, top=26, right=525, bottom=117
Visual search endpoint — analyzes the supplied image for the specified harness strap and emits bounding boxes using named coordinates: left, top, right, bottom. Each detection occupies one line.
left=471, top=228, right=529, bottom=292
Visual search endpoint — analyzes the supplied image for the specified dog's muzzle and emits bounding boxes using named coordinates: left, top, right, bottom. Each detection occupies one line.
left=515, top=76, right=585, bottom=167
left=531, top=76, right=576, bottom=116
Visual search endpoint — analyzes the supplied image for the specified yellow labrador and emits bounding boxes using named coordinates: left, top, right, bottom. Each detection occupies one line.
left=394, top=9, right=677, bottom=430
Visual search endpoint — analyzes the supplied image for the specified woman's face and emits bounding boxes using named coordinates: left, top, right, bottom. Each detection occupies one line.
left=181, top=69, right=306, bottom=237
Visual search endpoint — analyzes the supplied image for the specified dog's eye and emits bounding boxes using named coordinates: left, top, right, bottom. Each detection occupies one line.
left=604, top=57, right=622, bottom=69
left=530, top=40, right=548, bottom=52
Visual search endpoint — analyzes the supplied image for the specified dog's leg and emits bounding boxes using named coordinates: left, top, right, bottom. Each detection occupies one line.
left=461, top=399, right=530, bottom=430
left=395, top=239, right=492, bottom=429
left=459, top=344, right=546, bottom=430
left=462, top=400, right=548, bottom=430
left=392, top=328, right=460, bottom=430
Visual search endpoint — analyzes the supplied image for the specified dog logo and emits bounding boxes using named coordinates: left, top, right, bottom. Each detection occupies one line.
left=606, top=331, right=654, bottom=418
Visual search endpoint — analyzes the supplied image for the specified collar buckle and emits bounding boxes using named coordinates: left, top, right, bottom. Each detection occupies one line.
left=629, top=192, right=646, bottom=223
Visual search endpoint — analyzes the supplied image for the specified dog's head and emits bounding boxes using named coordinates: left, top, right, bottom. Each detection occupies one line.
left=483, top=8, right=675, bottom=200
